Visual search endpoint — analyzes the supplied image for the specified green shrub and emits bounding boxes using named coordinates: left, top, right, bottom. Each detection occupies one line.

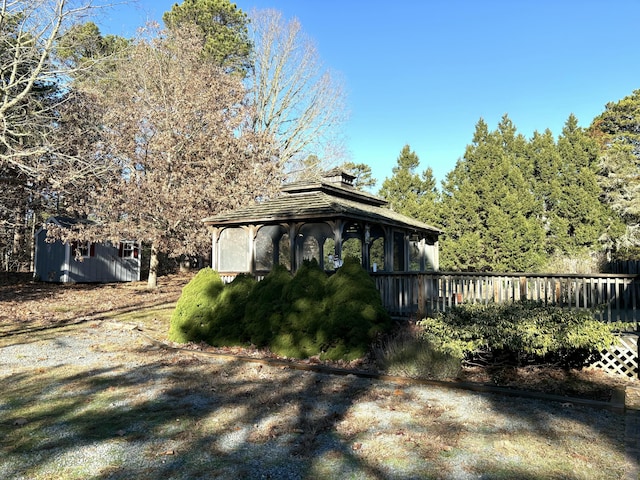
left=168, top=268, right=224, bottom=343
left=243, top=264, right=291, bottom=346
left=272, top=259, right=329, bottom=358
left=169, top=259, right=393, bottom=362
left=322, top=256, right=392, bottom=360
left=168, top=270, right=256, bottom=345
left=418, top=301, right=617, bottom=368
left=206, top=274, right=257, bottom=346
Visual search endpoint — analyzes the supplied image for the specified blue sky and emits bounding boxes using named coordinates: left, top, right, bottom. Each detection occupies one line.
left=97, top=0, right=640, bottom=189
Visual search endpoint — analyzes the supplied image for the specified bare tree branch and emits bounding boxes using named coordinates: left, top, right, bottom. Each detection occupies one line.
left=0, top=0, right=112, bottom=177
left=247, top=9, right=349, bottom=176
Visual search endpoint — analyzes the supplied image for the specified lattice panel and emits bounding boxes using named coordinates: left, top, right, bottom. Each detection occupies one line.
left=591, top=335, right=638, bottom=378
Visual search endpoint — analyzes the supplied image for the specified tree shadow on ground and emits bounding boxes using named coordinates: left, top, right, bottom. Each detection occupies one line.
left=0, top=324, right=630, bottom=479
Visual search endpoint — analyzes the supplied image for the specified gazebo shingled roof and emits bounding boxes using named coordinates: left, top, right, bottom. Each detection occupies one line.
left=203, top=172, right=443, bottom=235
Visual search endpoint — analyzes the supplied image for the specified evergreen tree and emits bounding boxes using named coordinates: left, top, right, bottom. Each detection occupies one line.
left=378, top=145, right=440, bottom=227
left=163, top=0, right=252, bottom=75
left=555, top=115, right=623, bottom=253
left=439, top=116, right=545, bottom=272
left=590, top=89, right=640, bottom=251
left=342, top=161, right=377, bottom=190
left=528, top=116, right=623, bottom=268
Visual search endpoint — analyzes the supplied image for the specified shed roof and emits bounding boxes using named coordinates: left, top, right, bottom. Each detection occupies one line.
left=203, top=171, right=443, bottom=236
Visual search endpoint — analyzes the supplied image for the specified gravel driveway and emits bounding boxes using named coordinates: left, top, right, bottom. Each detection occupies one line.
left=0, top=319, right=634, bottom=480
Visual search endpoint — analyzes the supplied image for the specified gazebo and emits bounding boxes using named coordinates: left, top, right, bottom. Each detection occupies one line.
left=202, top=169, right=442, bottom=276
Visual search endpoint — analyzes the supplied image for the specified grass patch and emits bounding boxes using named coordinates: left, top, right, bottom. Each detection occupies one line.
left=108, top=305, right=175, bottom=328
left=373, top=327, right=462, bottom=380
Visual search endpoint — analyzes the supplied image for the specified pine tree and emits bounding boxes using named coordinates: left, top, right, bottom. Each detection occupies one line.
left=342, top=161, right=377, bottom=190
left=439, top=116, right=545, bottom=272
left=378, top=145, right=440, bottom=227
left=555, top=115, right=623, bottom=253
left=590, top=89, right=640, bottom=251
left=163, top=0, right=252, bottom=75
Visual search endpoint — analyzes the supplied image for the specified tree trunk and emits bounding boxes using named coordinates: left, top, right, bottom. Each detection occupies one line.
left=29, top=214, right=36, bottom=273
left=12, top=209, right=23, bottom=272
left=147, top=243, right=159, bottom=288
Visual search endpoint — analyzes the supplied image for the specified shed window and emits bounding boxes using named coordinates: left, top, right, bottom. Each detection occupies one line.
left=72, top=241, right=94, bottom=258
left=119, top=241, right=138, bottom=258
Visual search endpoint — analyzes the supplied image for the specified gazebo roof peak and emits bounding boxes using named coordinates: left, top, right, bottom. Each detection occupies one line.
left=282, top=169, right=386, bottom=207
left=203, top=167, right=443, bottom=238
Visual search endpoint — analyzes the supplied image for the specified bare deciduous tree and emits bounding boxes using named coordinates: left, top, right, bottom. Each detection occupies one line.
left=247, top=9, right=348, bottom=177
left=86, top=24, right=280, bottom=287
left=0, top=0, right=110, bottom=177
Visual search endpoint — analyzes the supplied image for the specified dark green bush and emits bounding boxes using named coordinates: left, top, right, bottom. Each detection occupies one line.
left=243, top=264, right=292, bottom=346
left=206, top=274, right=257, bottom=346
left=168, top=270, right=256, bottom=346
left=273, top=259, right=329, bottom=358
left=169, top=260, right=392, bottom=362
left=168, top=268, right=224, bottom=343
left=323, top=256, right=392, bottom=360
left=418, top=301, right=617, bottom=368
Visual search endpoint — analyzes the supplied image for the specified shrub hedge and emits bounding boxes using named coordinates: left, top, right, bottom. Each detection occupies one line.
left=168, top=258, right=392, bottom=361
left=418, top=301, right=617, bottom=368
left=169, top=269, right=618, bottom=369
left=168, top=268, right=224, bottom=344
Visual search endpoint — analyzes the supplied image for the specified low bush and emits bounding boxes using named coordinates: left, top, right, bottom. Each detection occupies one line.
left=272, top=259, right=329, bottom=358
left=167, top=268, right=224, bottom=344
left=418, top=301, right=617, bottom=368
left=206, top=274, right=257, bottom=346
left=323, top=256, right=391, bottom=360
left=168, top=259, right=392, bottom=361
left=243, top=264, right=292, bottom=346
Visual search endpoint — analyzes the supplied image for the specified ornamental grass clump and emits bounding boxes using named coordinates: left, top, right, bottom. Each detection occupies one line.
left=374, top=327, right=462, bottom=380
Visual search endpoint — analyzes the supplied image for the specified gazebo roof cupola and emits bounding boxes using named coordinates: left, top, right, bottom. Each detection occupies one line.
left=280, top=168, right=388, bottom=208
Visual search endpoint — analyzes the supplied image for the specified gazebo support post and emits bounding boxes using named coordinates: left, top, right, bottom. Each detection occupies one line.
left=288, top=223, right=297, bottom=272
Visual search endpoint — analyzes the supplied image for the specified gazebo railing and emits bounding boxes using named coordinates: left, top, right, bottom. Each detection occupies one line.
left=371, top=271, right=640, bottom=324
